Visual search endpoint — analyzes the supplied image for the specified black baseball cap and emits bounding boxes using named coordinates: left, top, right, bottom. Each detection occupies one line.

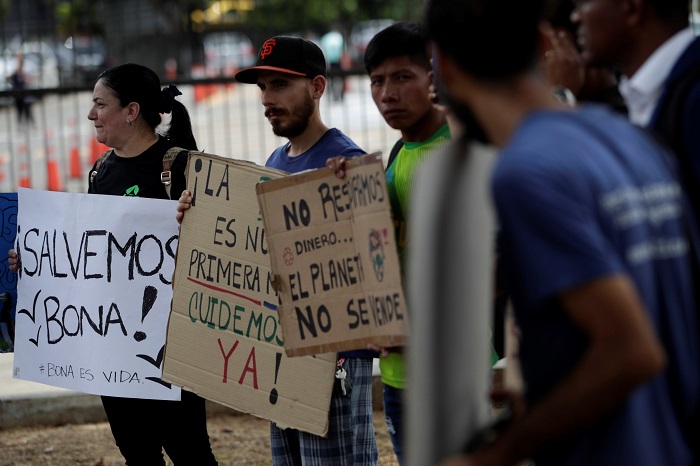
left=235, top=36, right=327, bottom=84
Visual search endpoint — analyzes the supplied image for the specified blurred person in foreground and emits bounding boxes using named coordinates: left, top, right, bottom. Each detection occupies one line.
left=10, top=63, right=218, bottom=465
left=571, top=0, right=700, bottom=214
left=327, top=21, right=451, bottom=465
left=397, top=21, right=499, bottom=466
left=421, top=0, right=700, bottom=465
left=402, top=75, right=498, bottom=466
left=177, top=36, right=378, bottom=466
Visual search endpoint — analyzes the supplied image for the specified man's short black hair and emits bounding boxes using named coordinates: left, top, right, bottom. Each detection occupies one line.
left=647, top=0, right=690, bottom=25
left=364, top=22, right=431, bottom=75
left=425, top=0, right=547, bottom=80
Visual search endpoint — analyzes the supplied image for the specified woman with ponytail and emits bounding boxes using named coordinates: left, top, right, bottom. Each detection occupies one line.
left=86, top=63, right=218, bottom=466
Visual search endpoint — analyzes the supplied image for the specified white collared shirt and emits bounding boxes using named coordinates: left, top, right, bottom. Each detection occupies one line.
left=619, top=28, right=695, bottom=126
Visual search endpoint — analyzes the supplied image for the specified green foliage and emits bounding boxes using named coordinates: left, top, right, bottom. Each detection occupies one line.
left=0, top=0, right=9, bottom=20
left=244, top=0, right=424, bottom=36
left=55, top=0, right=104, bottom=36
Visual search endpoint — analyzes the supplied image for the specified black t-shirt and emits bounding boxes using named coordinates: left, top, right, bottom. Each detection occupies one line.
left=88, top=137, right=188, bottom=200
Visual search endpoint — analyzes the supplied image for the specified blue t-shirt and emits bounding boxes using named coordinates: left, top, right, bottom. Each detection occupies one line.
left=492, top=105, right=700, bottom=466
left=265, top=128, right=365, bottom=172
left=266, top=128, right=374, bottom=360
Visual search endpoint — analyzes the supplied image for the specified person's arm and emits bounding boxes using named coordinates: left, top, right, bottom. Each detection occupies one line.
left=441, top=275, right=666, bottom=466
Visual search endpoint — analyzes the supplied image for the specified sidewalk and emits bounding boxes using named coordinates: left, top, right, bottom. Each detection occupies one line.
left=0, top=353, right=384, bottom=430
left=0, top=352, right=106, bottom=429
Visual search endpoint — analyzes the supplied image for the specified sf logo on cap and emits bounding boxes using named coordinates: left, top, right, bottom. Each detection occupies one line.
left=261, top=39, right=277, bottom=59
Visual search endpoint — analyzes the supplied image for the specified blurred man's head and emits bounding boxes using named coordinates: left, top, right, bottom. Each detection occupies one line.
left=571, top=0, right=689, bottom=72
left=364, top=23, right=443, bottom=140
left=425, top=0, right=547, bottom=143
left=426, top=0, right=545, bottom=82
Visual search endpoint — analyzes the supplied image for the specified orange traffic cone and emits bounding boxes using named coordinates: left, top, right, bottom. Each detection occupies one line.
left=45, top=129, right=63, bottom=191
left=68, top=117, right=82, bottom=179
left=17, top=144, right=30, bottom=188
left=70, top=147, right=81, bottom=179
left=47, top=160, right=63, bottom=191
left=90, top=138, right=110, bottom=164
left=192, top=63, right=207, bottom=103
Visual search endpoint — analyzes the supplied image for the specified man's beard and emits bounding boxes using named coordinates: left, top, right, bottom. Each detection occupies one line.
left=267, top=94, right=315, bottom=138
left=443, top=90, right=490, bottom=145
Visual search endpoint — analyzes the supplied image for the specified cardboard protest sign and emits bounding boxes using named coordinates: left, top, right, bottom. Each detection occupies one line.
left=12, top=188, right=181, bottom=400
left=256, top=153, right=409, bottom=357
left=163, top=152, right=336, bottom=437
left=0, top=193, right=18, bottom=353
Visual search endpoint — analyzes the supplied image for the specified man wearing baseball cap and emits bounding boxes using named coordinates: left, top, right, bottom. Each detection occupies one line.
left=235, top=36, right=369, bottom=172
left=235, top=36, right=379, bottom=466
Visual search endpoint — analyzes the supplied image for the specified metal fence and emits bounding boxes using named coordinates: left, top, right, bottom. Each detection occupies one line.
left=0, top=0, right=411, bottom=193
left=0, top=73, right=399, bottom=193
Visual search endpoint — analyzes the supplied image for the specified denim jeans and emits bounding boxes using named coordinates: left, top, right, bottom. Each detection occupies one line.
left=383, top=384, right=404, bottom=465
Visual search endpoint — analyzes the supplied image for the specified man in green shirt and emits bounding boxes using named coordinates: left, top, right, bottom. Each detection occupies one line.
left=329, top=22, right=450, bottom=465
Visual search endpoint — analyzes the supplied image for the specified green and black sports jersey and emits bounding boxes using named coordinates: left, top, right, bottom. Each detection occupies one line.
left=386, top=124, right=451, bottom=271
left=382, top=123, right=451, bottom=389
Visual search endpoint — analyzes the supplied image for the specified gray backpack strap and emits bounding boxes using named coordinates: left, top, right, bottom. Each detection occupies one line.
left=89, top=149, right=113, bottom=185
left=162, top=147, right=187, bottom=199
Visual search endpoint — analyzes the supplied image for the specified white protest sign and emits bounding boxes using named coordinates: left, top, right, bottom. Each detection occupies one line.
left=13, top=188, right=181, bottom=400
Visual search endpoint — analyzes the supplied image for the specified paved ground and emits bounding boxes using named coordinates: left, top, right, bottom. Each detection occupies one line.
left=0, top=353, right=384, bottom=429
left=0, top=409, right=401, bottom=465
left=0, top=352, right=108, bottom=429
left=0, top=352, right=398, bottom=465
